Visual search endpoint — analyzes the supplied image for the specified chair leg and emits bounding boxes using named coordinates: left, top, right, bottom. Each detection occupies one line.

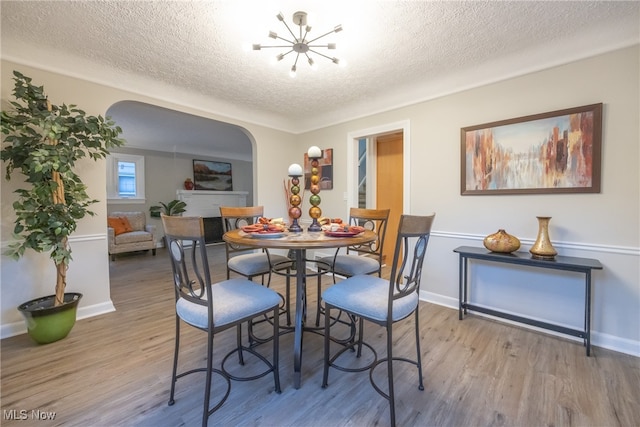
left=168, top=315, right=180, bottom=406
left=322, top=305, right=331, bottom=388
left=356, top=316, right=364, bottom=357
left=202, top=328, right=215, bottom=427
left=414, top=309, right=424, bottom=391
left=152, top=248, right=156, bottom=256
left=387, top=323, right=396, bottom=427
left=315, top=267, right=322, bottom=326
left=285, top=269, right=291, bottom=326
left=272, top=306, right=281, bottom=393
left=236, top=324, right=245, bottom=365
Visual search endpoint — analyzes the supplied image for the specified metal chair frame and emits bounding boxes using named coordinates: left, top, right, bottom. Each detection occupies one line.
left=220, top=206, right=293, bottom=341
left=321, top=214, right=435, bottom=427
left=161, top=215, right=281, bottom=427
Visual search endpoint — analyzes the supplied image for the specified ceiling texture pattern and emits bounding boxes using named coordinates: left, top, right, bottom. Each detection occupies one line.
left=1, top=1, right=638, bottom=158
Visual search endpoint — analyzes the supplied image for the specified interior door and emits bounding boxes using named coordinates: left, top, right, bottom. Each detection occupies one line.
left=375, top=132, right=403, bottom=264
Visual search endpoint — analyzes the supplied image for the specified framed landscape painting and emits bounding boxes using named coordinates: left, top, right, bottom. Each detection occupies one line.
left=193, top=160, right=233, bottom=191
left=461, top=103, right=602, bottom=195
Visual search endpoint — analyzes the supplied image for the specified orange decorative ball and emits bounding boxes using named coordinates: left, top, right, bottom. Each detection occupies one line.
left=309, top=206, right=322, bottom=218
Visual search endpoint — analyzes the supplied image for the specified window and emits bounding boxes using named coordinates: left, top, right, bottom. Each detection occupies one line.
left=107, top=153, right=145, bottom=202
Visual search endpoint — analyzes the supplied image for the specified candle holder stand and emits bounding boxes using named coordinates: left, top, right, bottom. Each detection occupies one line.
left=308, top=156, right=322, bottom=232
left=288, top=175, right=303, bottom=233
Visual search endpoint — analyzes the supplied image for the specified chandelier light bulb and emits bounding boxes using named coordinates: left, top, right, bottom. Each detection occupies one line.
left=290, top=65, right=297, bottom=78
left=308, top=57, right=317, bottom=70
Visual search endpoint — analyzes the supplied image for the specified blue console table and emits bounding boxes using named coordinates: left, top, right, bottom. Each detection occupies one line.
left=453, top=246, right=603, bottom=356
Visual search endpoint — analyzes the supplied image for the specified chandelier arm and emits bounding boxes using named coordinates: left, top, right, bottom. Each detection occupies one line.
left=308, top=48, right=336, bottom=62
left=307, top=44, right=335, bottom=48
left=292, top=52, right=301, bottom=67
left=307, top=30, right=337, bottom=44
left=280, top=20, right=298, bottom=41
left=275, top=35, right=296, bottom=45
left=257, top=45, right=296, bottom=49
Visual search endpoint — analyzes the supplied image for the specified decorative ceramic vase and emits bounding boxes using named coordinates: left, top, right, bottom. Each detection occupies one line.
left=483, top=229, right=521, bottom=253
left=184, top=178, right=194, bottom=190
left=530, top=216, right=557, bottom=259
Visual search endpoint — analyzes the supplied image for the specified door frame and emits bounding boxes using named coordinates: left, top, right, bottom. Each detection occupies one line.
left=346, top=120, right=411, bottom=216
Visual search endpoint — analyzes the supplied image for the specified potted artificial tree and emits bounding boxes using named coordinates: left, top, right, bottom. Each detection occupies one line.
left=1, top=71, right=125, bottom=344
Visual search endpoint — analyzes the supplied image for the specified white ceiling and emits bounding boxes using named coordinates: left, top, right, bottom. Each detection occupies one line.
left=1, top=1, right=638, bottom=160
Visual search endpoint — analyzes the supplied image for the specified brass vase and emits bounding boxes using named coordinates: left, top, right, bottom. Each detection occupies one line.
left=530, top=216, right=557, bottom=259
left=483, top=229, right=521, bottom=253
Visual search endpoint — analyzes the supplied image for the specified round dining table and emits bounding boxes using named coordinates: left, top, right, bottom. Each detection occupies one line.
left=223, top=228, right=377, bottom=389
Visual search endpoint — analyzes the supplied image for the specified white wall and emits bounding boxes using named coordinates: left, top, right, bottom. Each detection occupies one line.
left=295, top=46, right=640, bottom=356
left=2, top=47, right=638, bottom=357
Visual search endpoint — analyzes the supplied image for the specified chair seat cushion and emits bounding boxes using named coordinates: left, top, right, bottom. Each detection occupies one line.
left=228, top=253, right=291, bottom=276
left=319, top=255, right=379, bottom=277
left=322, top=275, right=418, bottom=322
left=114, top=230, right=153, bottom=244
left=176, top=278, right=281, bottom=329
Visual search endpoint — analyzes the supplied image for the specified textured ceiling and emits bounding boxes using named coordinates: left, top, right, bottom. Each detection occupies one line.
left=1, top=1, right=638, bottom=159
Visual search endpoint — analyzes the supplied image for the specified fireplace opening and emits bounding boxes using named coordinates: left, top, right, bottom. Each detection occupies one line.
left=202, top=217, right=224, bottom=244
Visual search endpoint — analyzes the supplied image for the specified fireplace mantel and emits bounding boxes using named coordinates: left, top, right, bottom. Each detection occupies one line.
left=176, top=190, right=248, bottom=218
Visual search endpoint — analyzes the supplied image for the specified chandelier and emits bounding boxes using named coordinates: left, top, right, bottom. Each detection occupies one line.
left=252, top=11, right=344, bottom=77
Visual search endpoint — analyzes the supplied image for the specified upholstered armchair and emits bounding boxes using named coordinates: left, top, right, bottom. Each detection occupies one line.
left=107, top=211, right=157, bottom=261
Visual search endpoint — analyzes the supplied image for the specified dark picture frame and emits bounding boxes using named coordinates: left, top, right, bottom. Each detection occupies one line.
left=192, top=160, right=233, bottom=191
left=304, top=148, right=334, bottom=190
left=461, top=103, right=603, bottom=195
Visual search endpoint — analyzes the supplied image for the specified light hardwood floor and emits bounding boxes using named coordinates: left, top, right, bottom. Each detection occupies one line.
left=1, top=245, right=639, bottom=426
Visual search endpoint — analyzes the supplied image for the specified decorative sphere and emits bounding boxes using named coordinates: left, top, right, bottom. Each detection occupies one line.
left=291, top=186, right=300, bottom=195
left=311, top=167, right=319, bottom=175
left=311, top=159, right=319, bottom=167
left=311, top=175, right=320, bottom=185
left=291, top=177, right=300, bottom=185
left=309, top=206, right=322, bottom=218
left=289, top=207, right=301, bottom=218
left=309, top=194, right=321, bottom=206
left=310, top=184, right=320, bottom=194
left=290, top=194, right=301, bottom=206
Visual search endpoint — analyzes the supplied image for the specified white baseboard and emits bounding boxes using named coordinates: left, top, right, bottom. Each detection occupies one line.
left=419, top=290, right=640, bottom=358
left=0, top=300, right=116, bottom=340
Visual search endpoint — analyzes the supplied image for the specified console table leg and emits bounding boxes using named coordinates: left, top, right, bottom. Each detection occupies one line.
left=585, top=270, right=592, bottom=356
left=458, top=256, right=464, bottom=320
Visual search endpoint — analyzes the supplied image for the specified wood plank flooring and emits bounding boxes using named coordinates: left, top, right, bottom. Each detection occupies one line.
left=2, top=245, right=639, bottom=426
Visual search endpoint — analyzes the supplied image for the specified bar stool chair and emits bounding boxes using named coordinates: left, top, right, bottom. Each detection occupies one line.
left=321, top=213, right=435, bottom=427
left=315, top=208, right=390, bottom=327
left=220, top=206, right=293, bottom=337
left=161, top=215, right=281, bottom=427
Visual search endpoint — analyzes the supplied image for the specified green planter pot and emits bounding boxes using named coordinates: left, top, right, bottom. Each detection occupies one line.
left=18, top=293, right=82, bottom=344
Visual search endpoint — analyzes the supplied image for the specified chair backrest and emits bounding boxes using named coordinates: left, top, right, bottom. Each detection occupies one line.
left=110, top=211, right=146, bottom=231
left=161, top=215, right=212, bottom=313
left=387, top=214, right=435, bottom=304
left=346, top=207, right=390, bottom=263
left=220, top=205, right=265, bottom=256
